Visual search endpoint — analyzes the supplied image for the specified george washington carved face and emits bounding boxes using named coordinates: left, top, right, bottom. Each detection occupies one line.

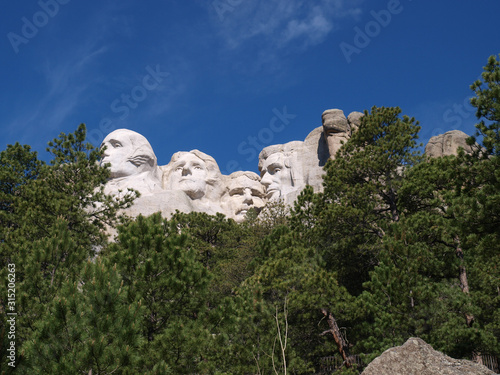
left=100, top=129, right=157, bottom=178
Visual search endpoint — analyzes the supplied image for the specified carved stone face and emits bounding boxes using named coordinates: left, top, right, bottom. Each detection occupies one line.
left=169, top=153, right=208, bottom=200
left=101, top=129, right=154, bottom=178
left=225, top=175, right=265, bottom=223
left=260, top=152, right=291, bottom=200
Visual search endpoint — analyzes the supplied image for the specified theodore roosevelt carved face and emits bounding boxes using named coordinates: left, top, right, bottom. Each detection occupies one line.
left=223, top=171, right=265, bottom=222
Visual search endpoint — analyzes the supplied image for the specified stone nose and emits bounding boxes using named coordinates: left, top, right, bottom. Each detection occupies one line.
left=261, top=172, right=272, bottom=186
left=243, top=190, right=253, bottom=204
left=101, top=145, right=109, bottom=157
left=182, top=167, right=192, bottom=176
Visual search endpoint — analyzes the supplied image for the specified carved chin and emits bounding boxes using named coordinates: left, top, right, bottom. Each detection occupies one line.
left=108, top=162, right=140, bottom=179
left=235, top=207, right=249, bottom=217
left=233, top=214, right=247, bottom=223
left=266, top=189, right=281, bottom=200
left=109, top=168, right=132, bottom=179
left=177, top=181, right=206, bottom=200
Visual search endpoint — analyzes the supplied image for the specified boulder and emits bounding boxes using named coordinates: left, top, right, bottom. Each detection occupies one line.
left=361, top=338, right=495, bottom=375
left=347, top=111, right=364, bottom=133
left=425, top=130, right=474, bottom=157
left=322, top=109, right=351, bottom=158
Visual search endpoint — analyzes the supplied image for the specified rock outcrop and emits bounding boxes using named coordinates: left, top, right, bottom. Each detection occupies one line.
left=425, top=130, right=474, bottom=158
left=256, top=109, right=364, bottom=204
left=361, top=338, right=495, bottom=375
left=99, top=111, right=474, bottom=223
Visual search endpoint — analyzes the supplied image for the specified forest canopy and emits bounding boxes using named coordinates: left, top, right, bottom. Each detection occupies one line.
left=0, top=54, right=499, bottom=374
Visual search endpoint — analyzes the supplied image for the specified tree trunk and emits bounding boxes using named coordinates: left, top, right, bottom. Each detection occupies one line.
left=455, top=237, right=474, bottom=327
left=320, top=308, right=355, bottom=368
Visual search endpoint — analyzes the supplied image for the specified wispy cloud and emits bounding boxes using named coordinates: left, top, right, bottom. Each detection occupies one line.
left=212, top=0, right=363, bottom=50
left=3, top=1, right=134, bottom=147
left=5, top=39, right=108, bottom=147
left=281, top=6, right=334, bottom=47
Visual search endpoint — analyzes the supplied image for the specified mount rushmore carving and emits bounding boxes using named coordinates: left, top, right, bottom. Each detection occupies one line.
left=100, top=109, right=473, bottom=222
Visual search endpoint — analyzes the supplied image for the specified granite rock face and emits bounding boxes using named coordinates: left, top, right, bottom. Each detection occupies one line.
left=361, top=338, right=495, bottom=375
left=256, top=109, right=364, bottom=204
left=322, top=109, right=351, bottom=159
left=221, top=171, right=266, bottom=223
left=161, top=149, right=225, bottom=215
left=99, top=111, right=472, bottom=223
left=258, top=141, right=308, bottom=205
left=347, top=111, right=364, bottom=134
left=101, top=129, right=163, bottom=197
left=425, top=130, right=474, bottom=158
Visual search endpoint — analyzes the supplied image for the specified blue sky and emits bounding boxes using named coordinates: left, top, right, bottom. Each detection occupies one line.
left=1, top=0, right=499, bottom=174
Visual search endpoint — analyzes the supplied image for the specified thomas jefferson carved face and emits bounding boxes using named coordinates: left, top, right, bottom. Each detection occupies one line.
left=100, top=129, right=156, bottom=178
left=260, top=152, right=291, bottom=201
left=224, top=173, right=265, bottom=223
left=169, top=153, right=208, bottom=200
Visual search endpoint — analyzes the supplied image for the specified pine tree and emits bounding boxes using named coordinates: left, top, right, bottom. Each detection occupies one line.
left=0, top=143, right=42, bottom=231
left=104, top=213, right=211, bottom=374
left=358, top=55, right=500, bottom=359
left=0, top=124, right=137, bottom=372
left=237, top=223, right=356, bottom=373
left=167, top=210, right=266, bottom=307
left=22, top=258, right=144, bottom=374
left=292, top=106, right=423, bottom=294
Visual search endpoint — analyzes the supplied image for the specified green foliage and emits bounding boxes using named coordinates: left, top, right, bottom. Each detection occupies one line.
left=1, top=54, right=500, bottom=374
left=104, top=213, right=212, bottom=373
left=353, top=55, right=500, bottom=360
left=0, top=124, right=137, bottom=373
left=0, top=143, right=42, bottom=231
left=237, top=225, right=355, bottom=373
left=356, top=212, right=459, bottom=359
left=293, top=106, right=423, bottom=295
left=470, top=53, right=500, bottom=157
left=167, top=210, right=265, bottom=307
left=22, top=258, right=143, bottom=374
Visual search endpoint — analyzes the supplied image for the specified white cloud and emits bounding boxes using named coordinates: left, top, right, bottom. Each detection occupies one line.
left=212, top=0, right=364, bottom=50
left=281, top=7, right=334, bottom=46
left=5, top=40, right=108, bottom=144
